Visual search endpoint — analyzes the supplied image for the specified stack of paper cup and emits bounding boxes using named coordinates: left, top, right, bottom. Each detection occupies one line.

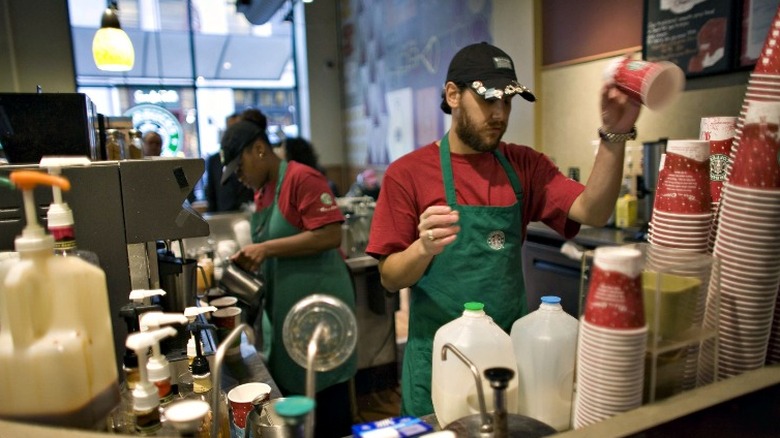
left=705, top=102, right=780, bottom=378
left=648, top=140, right=712, bottom=253
left=700, top=117, right=737, bottom=254
left=574, top=246, right=647, bottom=428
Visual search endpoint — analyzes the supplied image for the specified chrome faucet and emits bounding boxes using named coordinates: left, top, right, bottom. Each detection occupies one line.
left=441, top=343, right=493, bottom=434
left=212, top=323, right=255, bottom=438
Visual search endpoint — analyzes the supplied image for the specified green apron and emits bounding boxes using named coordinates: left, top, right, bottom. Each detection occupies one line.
left=401, top=135, right=528, bottom=417
left=251, top=160, right=357, bottom=395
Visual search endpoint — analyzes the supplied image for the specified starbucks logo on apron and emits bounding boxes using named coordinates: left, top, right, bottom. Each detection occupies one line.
left=487, top=230, right=506, bottom=250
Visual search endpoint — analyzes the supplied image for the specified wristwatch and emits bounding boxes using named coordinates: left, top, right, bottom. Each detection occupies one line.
left=598, top=126, right=637, bottom=143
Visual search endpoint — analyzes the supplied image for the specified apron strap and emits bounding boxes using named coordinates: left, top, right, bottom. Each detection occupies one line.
left=439, top=132, right=524, bottom=205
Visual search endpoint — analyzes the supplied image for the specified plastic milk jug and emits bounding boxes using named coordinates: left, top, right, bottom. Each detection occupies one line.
left=432, top=302, right=519, bottom=428
left=510, top=296, right=578, bottom=431
left=0, top=171, right=119, bottom=428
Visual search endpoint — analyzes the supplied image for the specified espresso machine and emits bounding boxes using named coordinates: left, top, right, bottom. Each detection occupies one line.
left=637, top=138, right=667, bottom=236
left=0, top=159, right=210, bottom=374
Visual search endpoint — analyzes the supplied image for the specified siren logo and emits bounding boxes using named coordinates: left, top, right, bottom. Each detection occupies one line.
left=710, top=154, right=728, bottom=181
left=487, top=231, right=505, bottom=250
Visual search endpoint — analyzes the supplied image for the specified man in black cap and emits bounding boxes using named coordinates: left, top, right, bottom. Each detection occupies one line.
left=366, top=42, right=641, bottom=416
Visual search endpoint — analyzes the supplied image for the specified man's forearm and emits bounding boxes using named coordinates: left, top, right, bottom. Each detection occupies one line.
left=569, top=140, right=626, bottom=226
left=378, top=240, right=435, bottom=292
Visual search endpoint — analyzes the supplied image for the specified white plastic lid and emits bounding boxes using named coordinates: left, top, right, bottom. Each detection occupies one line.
left=14, top=232, right=54, bottom=252
left=594, top=246, right=643, bottom=278
left=46, top=202, right=74, bottom=228
left=146, top=354, right=170, bottom=382
left=132, top=382, right=161, bottom=411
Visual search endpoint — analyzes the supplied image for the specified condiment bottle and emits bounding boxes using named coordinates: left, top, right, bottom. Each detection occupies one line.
left=510, top=296, right=578, bottom=431
left=0, top=170, right=119, bottom=428
left=125, top=327, right=178, bottom=435
left=39, top=156, right=100, bottom=265
left=431, top=302, right=519, bottom=429
left=139, top=311, right=189, bottom=406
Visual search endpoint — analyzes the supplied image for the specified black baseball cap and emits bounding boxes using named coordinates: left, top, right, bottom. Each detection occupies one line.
left=219, top=120, right=265, bottom=185
left=442, top=42, right=535, bottom=113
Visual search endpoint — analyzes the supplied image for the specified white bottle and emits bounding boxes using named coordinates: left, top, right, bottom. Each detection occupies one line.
left=431, top=302, right=519, bottom=429
left=0, top=170, right=119, bottom=428
left=510, top=296, right=578, bottom=431
left=139, top=311, right=189, bottom=406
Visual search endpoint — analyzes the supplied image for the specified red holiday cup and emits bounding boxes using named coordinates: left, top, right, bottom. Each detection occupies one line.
left=653, top=143, right=712, bottom=214
left=700, top=117, right=736, bottom=203
left=227, top=382, right=271, bottom=429
left=729, top=101, right=780, bottom=188
left=604, top=57, right=685, bottom=110
left=584, top=246, right=645, bottom=329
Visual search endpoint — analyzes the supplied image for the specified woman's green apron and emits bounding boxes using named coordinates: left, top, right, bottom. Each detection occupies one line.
left=250, top=160, right=357, bottom=394
left=402, top=135, right=528, bottom=417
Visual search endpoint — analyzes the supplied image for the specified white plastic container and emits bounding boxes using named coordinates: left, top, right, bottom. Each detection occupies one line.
left=432, top=302, right=519, bottom=428
left=510, top=296, right=578, bottom=431
left=0, top=171, right=119, bottom=428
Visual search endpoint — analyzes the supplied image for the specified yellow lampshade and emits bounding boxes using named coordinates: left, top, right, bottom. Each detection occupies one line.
left=92, top=4, right=134, bottom=72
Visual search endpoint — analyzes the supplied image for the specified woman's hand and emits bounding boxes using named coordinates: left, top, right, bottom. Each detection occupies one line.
left=232, top=243, right=268, bottom=272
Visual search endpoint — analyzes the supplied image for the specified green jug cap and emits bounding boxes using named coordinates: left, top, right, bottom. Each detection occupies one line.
left=464, top=302, right=484, bottom=311
left=274, top=396, right=315, bottom=419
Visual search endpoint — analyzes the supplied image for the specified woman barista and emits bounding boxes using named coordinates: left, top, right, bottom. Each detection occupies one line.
left=220, top=118, right=357, bottom=438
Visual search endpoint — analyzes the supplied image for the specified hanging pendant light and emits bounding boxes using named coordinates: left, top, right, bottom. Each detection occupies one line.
left=92, top=1, right=135, bottom=72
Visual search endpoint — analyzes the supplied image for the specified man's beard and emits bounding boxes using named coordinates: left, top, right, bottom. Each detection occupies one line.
left=454, top=106, right=506, bottom=153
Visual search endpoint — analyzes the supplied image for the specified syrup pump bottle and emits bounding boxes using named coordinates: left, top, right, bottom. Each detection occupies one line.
left=139, top=312, right=189, bottom=406
left=120, top=289, right=167, bottom=394
left=184, top=306, right=217, bottom=371
left=125, top=327, right=178, bottom=436
left=0, top=170, right=119, bottom=429
left=186, top=321, right=230, bottom=438
left=39, top=156, right=100, bottom=266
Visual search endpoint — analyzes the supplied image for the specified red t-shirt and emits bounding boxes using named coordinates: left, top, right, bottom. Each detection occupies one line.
left=367, top=142, right=584, bottom=258
left=255, top=160, right=344, bottom=230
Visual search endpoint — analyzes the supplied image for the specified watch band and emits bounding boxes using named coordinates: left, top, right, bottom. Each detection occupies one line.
left=598, top=126, right=637, bottom=143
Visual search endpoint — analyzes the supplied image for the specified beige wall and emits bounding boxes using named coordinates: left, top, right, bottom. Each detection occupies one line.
left=539, top=56, right=749, bottom=183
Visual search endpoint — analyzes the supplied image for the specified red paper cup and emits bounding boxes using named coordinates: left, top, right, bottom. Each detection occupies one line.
left=700, top=117, right=736, bottom=203
left=653, top=150, right=712, bottom=214
left=604, top=57, right=685, bottom=110
left=729, top=102, right=780, bottom=188
left=584, top=246, right=645, bottom=329
left=213, top=306, right=242, bottom=351
left=228, top=382, right=271, bottom=429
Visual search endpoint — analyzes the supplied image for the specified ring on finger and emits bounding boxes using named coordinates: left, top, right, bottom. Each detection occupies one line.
left=427, top=229, right=435, bottom=241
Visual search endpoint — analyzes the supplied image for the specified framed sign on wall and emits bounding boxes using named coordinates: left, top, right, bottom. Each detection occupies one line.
left=643, top=0, right=739, bottom=77
left=740, top=0, right=780, bottom=66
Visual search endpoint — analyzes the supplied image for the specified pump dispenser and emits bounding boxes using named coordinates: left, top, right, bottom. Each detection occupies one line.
left=39, top=157, right=99, bottom=265
left=120, top=289, right=167, bottom=393
left=185, top=322, right=229, bottom=438
left=0, top=170, right=119, bottom=428
left=139, top=312, right=189, bottom=406
left=126, top=327, right=178, bottom=435
left=184, top=306, right=218, bottom=369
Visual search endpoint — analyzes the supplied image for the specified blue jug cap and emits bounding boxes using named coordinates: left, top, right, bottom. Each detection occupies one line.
left=541, top=296, right=561, bottom=304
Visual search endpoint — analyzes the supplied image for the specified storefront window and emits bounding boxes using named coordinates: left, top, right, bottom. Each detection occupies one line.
left=67, top=0, right=298, bottom=168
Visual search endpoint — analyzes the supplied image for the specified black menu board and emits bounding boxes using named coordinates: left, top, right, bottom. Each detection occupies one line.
left=643, top=0, right=738, bottom=77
